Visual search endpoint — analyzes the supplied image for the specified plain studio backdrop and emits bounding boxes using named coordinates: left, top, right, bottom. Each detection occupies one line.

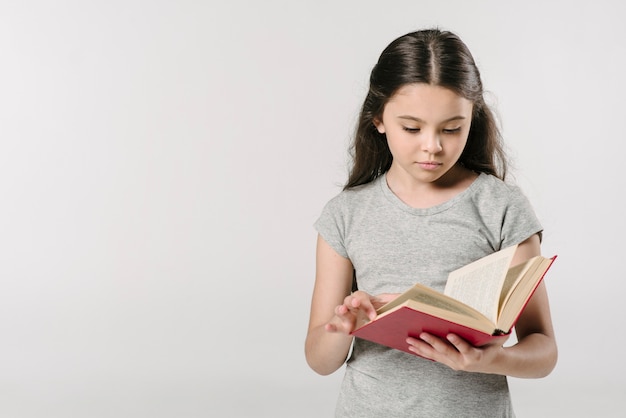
left=1, top=1, right=624, bottom=417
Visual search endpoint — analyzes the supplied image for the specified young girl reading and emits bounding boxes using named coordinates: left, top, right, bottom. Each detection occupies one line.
left=305, top=29, right=557, bottom=417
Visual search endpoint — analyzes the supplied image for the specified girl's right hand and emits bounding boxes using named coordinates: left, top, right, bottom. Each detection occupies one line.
left=324, top=291, right=398, bottom=334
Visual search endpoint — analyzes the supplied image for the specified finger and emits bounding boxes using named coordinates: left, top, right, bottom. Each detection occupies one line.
left=374, top=293, right=399, bottom=304
left=420, top=333, right=459, bottom=356
left=446, top=334, right=471, bottom=354
left=335, top=304, right=349, bottom=316
left=406, top=336, right=436, bottom=360
left=347, top=292, right=367, bottom=307
left=356, top=292, right=378, bottom=319
left=361, top=302, right=377, bottom=320
left=325, top=316, right=352, bottom=334
left=328, top=304, right=360, bottom=334
left=346, top=292, right=377, bottom=320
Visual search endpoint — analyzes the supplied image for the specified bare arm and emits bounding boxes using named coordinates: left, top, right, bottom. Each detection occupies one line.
left=304, top=235, right=393, bottom=375
left=304, top=235, right=355, bottom=375
left=407, top=234, right=558, bottom=378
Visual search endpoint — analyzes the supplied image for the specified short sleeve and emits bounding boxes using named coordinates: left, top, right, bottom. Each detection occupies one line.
left=500, top=185, right=543, bottom=248
left=314, top=194, right=349, bottom=258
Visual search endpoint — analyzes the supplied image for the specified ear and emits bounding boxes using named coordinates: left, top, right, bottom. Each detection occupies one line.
left=373, top=118, right=385, bottom=134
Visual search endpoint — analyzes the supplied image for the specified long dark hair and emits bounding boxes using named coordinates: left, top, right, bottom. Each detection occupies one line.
left=345, top=29, right=507, bottom=189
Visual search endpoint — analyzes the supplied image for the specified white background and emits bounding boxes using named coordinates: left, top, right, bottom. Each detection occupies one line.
left=1, top=1, right=624, bottom=417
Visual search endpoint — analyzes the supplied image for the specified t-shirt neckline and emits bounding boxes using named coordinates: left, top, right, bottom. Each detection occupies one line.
left=378, top=172, right=486, bottom=216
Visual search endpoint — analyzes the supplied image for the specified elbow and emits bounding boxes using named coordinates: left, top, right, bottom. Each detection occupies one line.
left=533, top=339, right=558, bottom=378
left=509, top=332, right=558, bottom=378
left=307, top=359, right=337, bottom=376
left=305, top=347, right=342, bottom=376
left=542, top=342, right=559, bottom=378
left=304, top=339, right=345, bottom=376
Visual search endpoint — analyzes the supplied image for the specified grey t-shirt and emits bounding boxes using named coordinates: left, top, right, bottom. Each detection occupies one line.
left=314, top=173, right=543, bottom=418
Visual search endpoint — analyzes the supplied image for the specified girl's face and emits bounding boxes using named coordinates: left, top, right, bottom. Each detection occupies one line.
left=374, top=83, right=473, bottom=188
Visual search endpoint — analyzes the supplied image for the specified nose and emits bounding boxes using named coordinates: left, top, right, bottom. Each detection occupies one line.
left=421, top=131, right=442, bottom=154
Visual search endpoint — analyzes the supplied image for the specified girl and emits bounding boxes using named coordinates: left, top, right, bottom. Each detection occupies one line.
left=305, top=29, right=557, bottom=417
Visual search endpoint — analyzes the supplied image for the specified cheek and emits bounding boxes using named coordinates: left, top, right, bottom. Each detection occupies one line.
left=386, top=136, right=412, bottom=157
left=450, top=135, right=469, bottom=154
left=456, top=138, right=469, bottom=152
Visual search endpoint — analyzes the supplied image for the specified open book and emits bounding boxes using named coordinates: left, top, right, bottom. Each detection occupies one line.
left=350, top=245, right=556, bottom=353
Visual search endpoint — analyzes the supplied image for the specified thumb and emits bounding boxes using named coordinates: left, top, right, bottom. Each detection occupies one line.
left=371, top=293, right=399, bottom=310
left=376, top=293, right=399, bottom=303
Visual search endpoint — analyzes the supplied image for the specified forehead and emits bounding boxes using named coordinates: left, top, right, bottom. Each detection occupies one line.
left=385, top=83, right=473, bottom=120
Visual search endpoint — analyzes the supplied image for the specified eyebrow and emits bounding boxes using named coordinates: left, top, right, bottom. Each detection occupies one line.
left=398, top=115, right=466, bottom=123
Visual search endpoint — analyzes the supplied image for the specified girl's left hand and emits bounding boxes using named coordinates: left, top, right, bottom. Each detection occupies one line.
left=406, top=332, right=509, bottom=374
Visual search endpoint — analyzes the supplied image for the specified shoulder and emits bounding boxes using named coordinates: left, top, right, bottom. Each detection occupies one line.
left=469, top=173, right=542, bottom=245
left=314, top=178, right=384, bottom=258
left=463, top=173, right=539, bottom=225
left=471, top=173, right=532, bottom=205
left=321, top=178, right=383, bottom=213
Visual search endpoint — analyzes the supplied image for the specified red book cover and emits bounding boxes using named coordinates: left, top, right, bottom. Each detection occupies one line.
left=351, top=306, right=509, bottom=356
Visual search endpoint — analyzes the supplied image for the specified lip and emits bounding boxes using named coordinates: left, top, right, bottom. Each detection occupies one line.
left=416, top=161, right=442, bottom=170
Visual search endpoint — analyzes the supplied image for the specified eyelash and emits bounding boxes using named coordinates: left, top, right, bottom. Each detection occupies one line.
left=402, top=127, right=461, bottom=134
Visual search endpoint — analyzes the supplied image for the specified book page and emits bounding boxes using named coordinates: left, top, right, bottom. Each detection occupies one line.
left=377, top=282, right=483, bottom=319
left=401, top=299, right=495, bottom=335
left=497, top=257, right=553, bottom=331
left=410, top=290, right=486, bottom=320
left=374, top=283, right=495, bottom=333
left=498, top=260, right=534, bottom=314
left=443, top=245, right=517, bottom=323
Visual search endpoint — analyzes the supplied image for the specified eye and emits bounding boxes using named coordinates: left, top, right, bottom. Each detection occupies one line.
left=402, top=127, right=420, bottom=133
left=442, top=127, right=462, bottom=134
